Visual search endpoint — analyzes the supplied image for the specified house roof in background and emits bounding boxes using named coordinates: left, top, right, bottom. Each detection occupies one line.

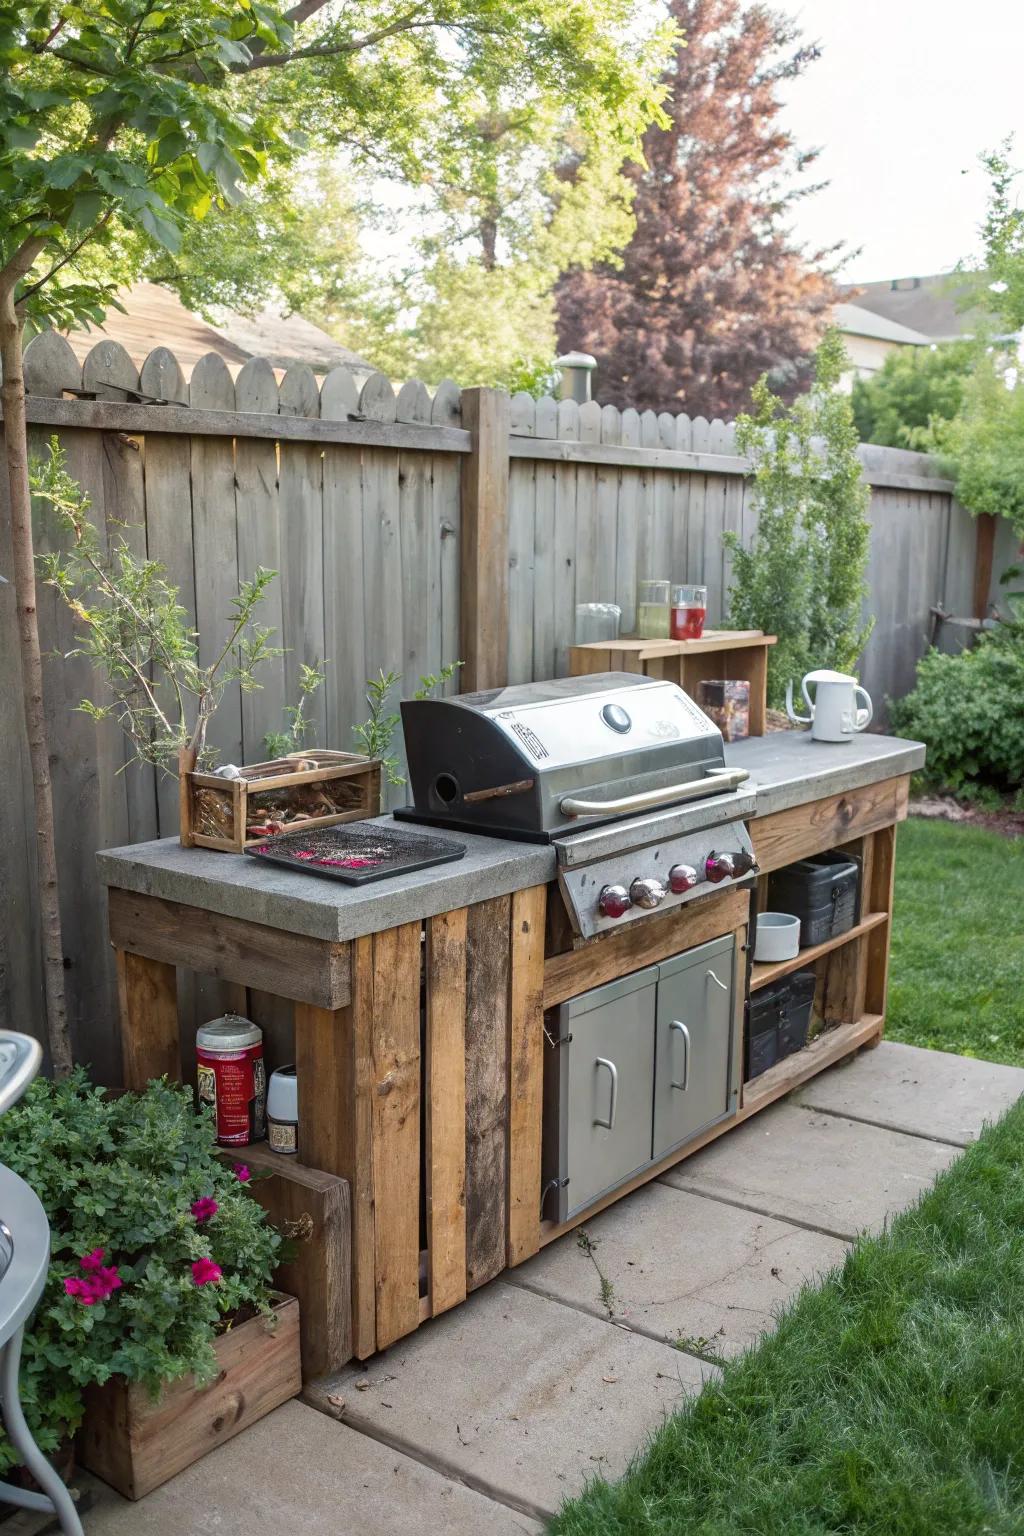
left=841, top=273, right=987, bottom=341
left=834, top=302, right=930, bottom=346
left=63, top=280, right=377, bottom=379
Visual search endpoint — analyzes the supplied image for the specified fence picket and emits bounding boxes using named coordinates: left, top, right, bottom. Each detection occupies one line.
left=235, top=359, right=285, bottom=759
left=279, top=366, right=327, bottom=745
left=531, top=395, right=559, bottom=679
left=24, top=330, right=81, bottom=396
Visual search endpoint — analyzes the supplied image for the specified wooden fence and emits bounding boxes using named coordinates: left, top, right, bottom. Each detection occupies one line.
left=0, top=331, right=1011, bottom=1075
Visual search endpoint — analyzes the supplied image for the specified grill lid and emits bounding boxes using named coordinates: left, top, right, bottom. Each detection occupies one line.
left=399, top=673, right=747, bottom=839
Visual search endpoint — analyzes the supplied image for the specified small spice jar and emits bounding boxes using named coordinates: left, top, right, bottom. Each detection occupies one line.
left=196, top=1015, right=266, bottom=1147
left=267, top=1065, right=299, bottom=1156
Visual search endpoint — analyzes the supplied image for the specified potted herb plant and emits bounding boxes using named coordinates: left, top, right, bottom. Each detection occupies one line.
left=0, top=1073, right=300, bottom=1500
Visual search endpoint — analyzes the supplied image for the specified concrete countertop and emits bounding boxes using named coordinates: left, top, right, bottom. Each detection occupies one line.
left=97, top=729, right=923, bottom=942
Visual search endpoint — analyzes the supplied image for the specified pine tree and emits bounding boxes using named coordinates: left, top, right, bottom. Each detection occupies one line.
left=555, top=0, right=840, bottom=416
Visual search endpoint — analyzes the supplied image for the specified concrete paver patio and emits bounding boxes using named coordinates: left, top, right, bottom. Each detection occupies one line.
left=84, top=1042, right=1024, bottom=1535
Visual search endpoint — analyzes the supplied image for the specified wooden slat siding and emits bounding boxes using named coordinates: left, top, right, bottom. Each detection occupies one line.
left=650, top=412, right=675, bottom=583
left=431, top=380, right=463, bottom=696
left=108, top=888, right=351, bottom=1009
left=865, top=822, right=897, bottom=1021
left=320, top=369, right=364, bottom=758
left=425, top=908, right=468, bottom=1317
left=509, top=391, right=536, bottom=435
left=545, top=887, right=748, bottom=1009
left=594, top=405, right=620, bottom=607
left=235, top=358, right=286, bottom=760
left=670, top=413, right=692, bottom=588
left=507, top=456, right=536, bottom=684
left=278, top=365, right=327, bottom=747
left=715, top=419, right=743, bottom=623
left=398, top=386, right=439, bottom=726
left=573, top=400, right=601, bottom=609
left=507, top=884, right=547, bottom=1268
left=549, top=399, right=580, bottom=677
left=615, top=408, right=641, bottom=634
left=531, top=394, right=559, bottom=679
left=634, top=410, right=658, bottom=587
left=23, top=327, right=82, bottom=395
left=143, top=425, right=196, bottom=834
left=460, top=387, right=511, bottom=692
left=294, top=933, right=376, bottom=1359
left=189, top=355, right=242, bottom=768
left=116, top=949, right=181, bottom=1088
left=464, top=894, right=512, bottom=1290
left=752, top=776, right=910, bottom=874
left=686, top=416, right=710, bottom=590
left=370, top=921, right=422, bottom=1350
left=360, top=376, right=403, bottom=803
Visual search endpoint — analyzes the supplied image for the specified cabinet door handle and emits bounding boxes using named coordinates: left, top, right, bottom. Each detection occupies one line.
left=706, top=968, right=728, bottom=993
left=669, top=1020, right=690, bottom=1091
left=594, top=1057, right=618, bottom=1129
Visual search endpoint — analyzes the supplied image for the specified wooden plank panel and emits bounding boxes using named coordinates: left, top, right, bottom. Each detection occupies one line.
left=465, top=894, right=512, bottom=1290
left=278, top=437, right=327, bottom=747
left=116, top=949, right=181, bottom=1088
left=190, top=357, right=242, bottom=767
left=108, top=887, right=351, bottom=1009
left=425, top=908, right=468, bottom=1316
left=551, top=402, right=580, bottom=676
left=544, top=887, right=748, bottom=1009
left=294, top=934, right=375, bottom=1358
left=507, top=460, right=536, bottom=683
left=144, top=431, right=196, bottom=834
left=573, top=400, right=601, bottom=605
left=435, top=457, right=462, bottom=695
left=751, top=776, right=910, bottom=873
left=235, top=358, right=286, bottom=761
left=236, top=1142, right=352, bottom=1376
left=507, top=885, right=547, bottom=1268
left=531, top=396, right=559, bottom=679
left=371, top=921, right=422, bottom=1349
left=865, top=823, right=897, bottom=1020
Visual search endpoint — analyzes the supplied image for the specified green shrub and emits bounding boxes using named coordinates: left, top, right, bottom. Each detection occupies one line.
left=0, top=1073, right=281, bottom=1471
left=890, top=627, right=1024, bottom=794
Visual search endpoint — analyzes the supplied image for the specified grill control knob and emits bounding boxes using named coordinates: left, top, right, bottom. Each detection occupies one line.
left=629, top=877, right=666, bottom=910
left=598, top=884, right=632, bottom=919
left=704, top=851, right=738, bottom=883
left=668, top=863, right=699, bottom=894
left=730, top=849, right=760, bottom=876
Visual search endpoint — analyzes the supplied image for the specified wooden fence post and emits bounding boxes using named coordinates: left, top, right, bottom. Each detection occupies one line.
left=459, top=387, right=510, bottom=691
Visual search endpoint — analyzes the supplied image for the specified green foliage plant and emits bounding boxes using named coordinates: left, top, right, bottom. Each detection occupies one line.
left=263, top=662, right=327, bottom=759
left=851, top=340, right=975, bottom=450
left=0, top=1073, right=281, bottom=1472
left=724, top=330, right=874, bottom=707
left=353, top=662, right=463, bottom=788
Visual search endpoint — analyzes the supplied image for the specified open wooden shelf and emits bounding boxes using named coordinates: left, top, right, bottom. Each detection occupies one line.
left=750, top=910, right=889, bottom=991
left=741, top=1013, right=884, bottom=1114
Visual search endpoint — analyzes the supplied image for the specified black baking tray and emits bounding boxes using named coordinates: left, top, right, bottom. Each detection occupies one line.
left=244, top=822, right=466, bottom=885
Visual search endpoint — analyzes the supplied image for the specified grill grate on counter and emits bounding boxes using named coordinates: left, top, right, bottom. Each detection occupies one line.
left=244, top=822, right=465, bottom=885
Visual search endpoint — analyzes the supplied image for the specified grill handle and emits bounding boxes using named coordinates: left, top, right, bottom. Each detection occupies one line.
left=559, top=767, right=749, bottom=820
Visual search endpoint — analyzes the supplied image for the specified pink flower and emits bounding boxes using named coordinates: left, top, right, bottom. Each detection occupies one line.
left=192, top=1258, right=222, bottom=1286
left=191, top=1196, right=219, bottom=1224
left=232, top=1163, right=251, bottom=1183
left=80, top=1248, right=106, bottom=1273
left=65, top=1276, right=98, bottom=1305
left=64, top=1261, right=123, bottom=1306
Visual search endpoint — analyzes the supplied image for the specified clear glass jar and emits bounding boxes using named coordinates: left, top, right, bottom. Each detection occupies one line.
left=575, top=602, right=622, bottom=644
left=636, top=579, right=671, bottom=639
left=671, top=583, right=708, bottom=641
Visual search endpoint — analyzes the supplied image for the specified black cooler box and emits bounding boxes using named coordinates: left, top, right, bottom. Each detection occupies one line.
left=768, top=851, right=860, bottom=947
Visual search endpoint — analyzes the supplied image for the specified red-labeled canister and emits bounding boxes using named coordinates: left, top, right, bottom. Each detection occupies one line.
left=196, top=1015, right=266, bottom=1146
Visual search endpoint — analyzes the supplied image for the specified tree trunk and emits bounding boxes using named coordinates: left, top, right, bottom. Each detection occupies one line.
left=0, top=278, right=74, bottom=1077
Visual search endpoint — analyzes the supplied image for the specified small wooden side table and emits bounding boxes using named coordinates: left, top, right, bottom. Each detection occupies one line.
left=569, top=629, right=777, bottom=735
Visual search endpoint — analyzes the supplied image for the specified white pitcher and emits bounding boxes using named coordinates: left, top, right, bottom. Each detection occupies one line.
left=785, top=669, right=873, bottom=743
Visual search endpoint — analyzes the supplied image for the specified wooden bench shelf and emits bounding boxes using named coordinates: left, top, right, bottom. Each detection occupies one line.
left=749, top=910, right=889, bottom=991
left=741, top=1013, right=884, bottom=1113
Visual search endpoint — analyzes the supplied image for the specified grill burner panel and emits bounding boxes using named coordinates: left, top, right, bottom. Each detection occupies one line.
left=244, top=823, right=465, bottom=885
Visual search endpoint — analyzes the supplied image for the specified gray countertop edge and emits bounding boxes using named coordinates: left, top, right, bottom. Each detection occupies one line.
left=97, top=731, right=925, bottom=942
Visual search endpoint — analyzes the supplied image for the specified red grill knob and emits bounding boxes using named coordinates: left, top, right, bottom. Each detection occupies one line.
left=668, top=863, right=699, bottom=894
left=598, top=884, right=632, bottom=919
left=629, top=877, right=667, bottom=910
left=704, top=851, right=738, bottom=883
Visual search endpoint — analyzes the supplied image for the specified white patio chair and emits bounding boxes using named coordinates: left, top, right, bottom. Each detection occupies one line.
left=0, top=1033, right=84, bottom=1535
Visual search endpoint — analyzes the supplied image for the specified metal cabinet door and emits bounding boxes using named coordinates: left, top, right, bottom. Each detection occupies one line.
left=653, top=934, right=735, bottom=1159
left=558, top=966, right=657, bottom=1219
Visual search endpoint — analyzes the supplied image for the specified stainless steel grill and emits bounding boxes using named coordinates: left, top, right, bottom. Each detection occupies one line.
left=398, top=673, right=758, bottom=938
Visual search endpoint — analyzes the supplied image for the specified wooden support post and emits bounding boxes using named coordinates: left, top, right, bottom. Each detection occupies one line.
left=464, top=894, right=511, bottom=1290
left=459, top=387, right=510, bottom=691
left=425, top=908, right=468, bottom=1319
left=115, top=949, right=181, bottom=1088
left=973, top=512, right=996, bottom=619
left=295, top=935, right=376, bottom=1359
left=507, top=885, right=547, bottom=1268
left=864, top=823, right=897, bottom=1040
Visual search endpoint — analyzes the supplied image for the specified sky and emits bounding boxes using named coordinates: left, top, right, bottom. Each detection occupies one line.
left=781, top=0, right=1024, bottom=285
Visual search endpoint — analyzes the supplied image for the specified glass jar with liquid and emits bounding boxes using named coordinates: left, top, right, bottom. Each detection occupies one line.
left=636, top=580, right=671, bottom=639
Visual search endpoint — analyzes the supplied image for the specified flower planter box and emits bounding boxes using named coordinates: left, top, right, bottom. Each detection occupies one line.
left=78, top=1293, right=300, bottom=1500
left=181, top=751, right=381, bottom=853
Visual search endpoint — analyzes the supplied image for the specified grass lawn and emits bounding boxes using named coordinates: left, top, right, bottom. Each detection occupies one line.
left=550, top=1098, right=1024, bottom=1536
left=888, top=818, right=1024, bottom=1068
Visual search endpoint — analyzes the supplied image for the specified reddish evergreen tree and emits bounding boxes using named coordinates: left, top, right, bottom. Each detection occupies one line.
left=556, top=0, right=841, bottom=417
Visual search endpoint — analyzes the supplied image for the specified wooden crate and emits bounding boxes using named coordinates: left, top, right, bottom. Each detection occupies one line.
left=182, top=751, right=381, bottom=853
left=569, top=630, right=777, bottom=736
left=78, top=1294, right=301, bottom=1500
